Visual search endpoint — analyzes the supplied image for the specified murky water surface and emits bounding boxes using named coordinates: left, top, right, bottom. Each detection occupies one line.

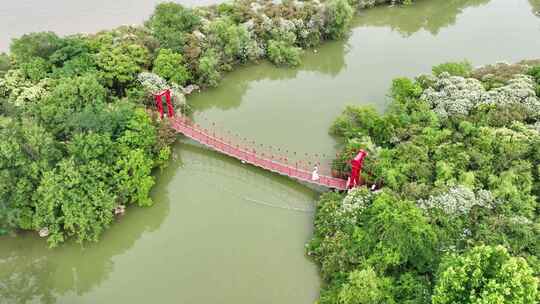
left=1, top=0, right=540, bottom=303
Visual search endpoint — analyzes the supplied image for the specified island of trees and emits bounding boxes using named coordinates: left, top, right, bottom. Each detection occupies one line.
left=309, top=60, right=540, bottom=303
left=1, top=0, right=539, bottom=303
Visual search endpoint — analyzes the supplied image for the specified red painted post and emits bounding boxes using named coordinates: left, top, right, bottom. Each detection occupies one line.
left=154, top=89, right=174, bottom=119
left=347, top=150, right=368, bottom=189
left=155, top=94, right=163, bottom=119
left=165, top=89, right=174, bottom=118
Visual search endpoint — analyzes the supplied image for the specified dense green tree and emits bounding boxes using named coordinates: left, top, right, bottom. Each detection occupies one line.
left=338, top=267, right=395, bottom=304
left=358, top=193, right=437, bottom=273
left=52, top=53, right=97, bottom=78
left=113, top=107, right=158, bottom=206
left=114, top=149, right=155, bottom=207
left=34, top=159, right=117, bottom=247
left=95, top=43, right=150, bottom=95
left=145, top=2, right=201, bottom=52
left=67, top=102, right=133, bottom=137
left=432, top=60, right=472, bottom=77
left=152, top=48, right=191, bottom=86
left=393, top=272, right=432, bottom=304
left=0, top=53, right=11, bottom=77
left=28, top=102, right=161, bottom=247
left=10, top=32, right=63, bottom=61
left=433, top=246, right=538, bottom=304
left=67, top=131, right=115, bottom=164
left=33, top=74, right=107, bottom=137
left=19, top=57, right=51, bottom=81
left=0, top=120, right=60, bottom=232
left=206, top=17, right=259, bottom=64
left=49, top=35, right=92, bottom=66
left=528, top=65, right=540, bottom=82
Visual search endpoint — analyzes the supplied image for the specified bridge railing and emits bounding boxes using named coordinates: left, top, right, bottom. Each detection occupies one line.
left=170, top=116, right=347, bottom=190
left=171, top=116, right=336, bottom=177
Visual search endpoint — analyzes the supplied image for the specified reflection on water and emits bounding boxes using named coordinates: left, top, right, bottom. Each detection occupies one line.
left=355, top=0, right=490, bottom=36
left=190, top=39, right=349, bottom=112
left=2, top=0, right=540, bottom=303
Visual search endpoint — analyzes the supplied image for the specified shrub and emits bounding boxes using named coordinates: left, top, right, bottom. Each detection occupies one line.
left=267, top=39, right=302, bottom=66
left=432, top=60, right=472, bottom=77
left=325, top=0, right=354, bottom=39
left=418, top=186, right=496, bottom=216
left=527, top=65, right=540, bottom=96
left=527, top=65, right=540, bottom=84
left=391, top=77, right=424, bottom=101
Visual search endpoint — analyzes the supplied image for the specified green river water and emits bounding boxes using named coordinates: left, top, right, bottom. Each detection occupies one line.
left=1, top=0, right=540, bottom=303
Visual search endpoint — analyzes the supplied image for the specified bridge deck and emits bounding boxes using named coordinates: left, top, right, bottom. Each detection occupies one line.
left=171, top=117, right=348, bottom=190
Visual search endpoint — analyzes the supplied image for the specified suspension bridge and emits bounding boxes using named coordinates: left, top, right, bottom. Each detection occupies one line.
left=155, top=90, right=367, bottom=191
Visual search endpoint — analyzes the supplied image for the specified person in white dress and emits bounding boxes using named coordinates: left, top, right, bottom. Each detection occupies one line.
left=312, top=165, right=320, bottom=181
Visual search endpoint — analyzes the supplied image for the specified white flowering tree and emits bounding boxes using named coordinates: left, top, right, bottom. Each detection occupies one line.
left=421, top=72, right=540, bottom=119
left=339, top=187, right=376, bottom=225
left=418, top=185, right=496, bottom=216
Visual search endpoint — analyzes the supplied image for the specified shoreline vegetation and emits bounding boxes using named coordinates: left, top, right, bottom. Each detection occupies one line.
left=0, top=0, right=414, bottom=246
left=309, top=60, right=540, bottom=303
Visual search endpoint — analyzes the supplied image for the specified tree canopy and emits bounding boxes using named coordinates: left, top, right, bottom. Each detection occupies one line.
left=433, top=246, right=538, bottom=304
